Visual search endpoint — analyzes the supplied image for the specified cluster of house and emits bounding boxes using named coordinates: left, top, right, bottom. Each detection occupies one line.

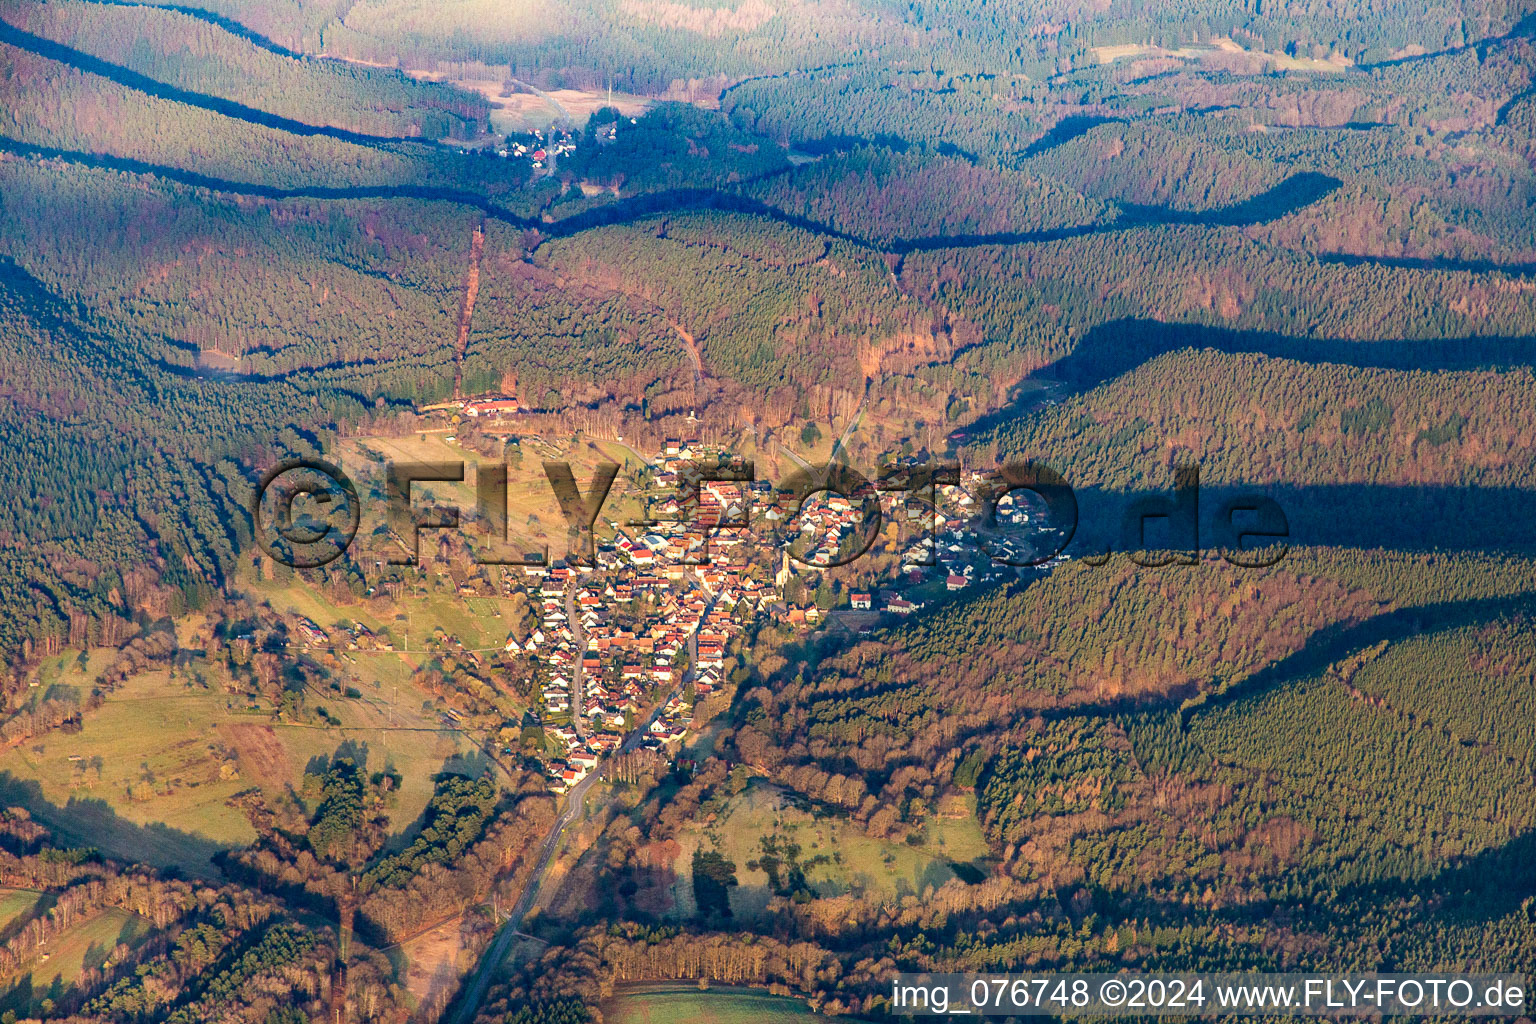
left=868, top=466, right=1068, bottom=615
left=488, top=127, right=577, bottom=169
left=291, top=616, right=389, bottom=651
left=505, top=446, right=788, bottom=790
left=777, top=488, right=876, bottom=567
left=294, top=618, right=328, bottom=647
left=327, top=440, right=1061, bottom=791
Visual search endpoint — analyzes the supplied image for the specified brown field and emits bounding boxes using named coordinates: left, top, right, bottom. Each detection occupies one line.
left=1091, top=37, right=1352, bottom=71
left=339, top=431, right=647, bottom=560
left=396, top=915, right=469, bottom=1011
left=402, top=73, right=652, bottom=132
left=219, top=723, right=293, bottom=790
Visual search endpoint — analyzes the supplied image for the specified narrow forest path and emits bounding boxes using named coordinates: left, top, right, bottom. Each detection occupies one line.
left=670, top=320, right=705, bottom=392
left=452, top=219, right=486, bottom=399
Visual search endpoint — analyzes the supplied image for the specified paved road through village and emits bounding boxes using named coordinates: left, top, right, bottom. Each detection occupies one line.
left=446, top=574, right=716, bottom=1024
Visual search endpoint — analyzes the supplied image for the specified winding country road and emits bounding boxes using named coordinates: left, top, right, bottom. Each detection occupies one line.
left=778, top=394, right=866, bottom=482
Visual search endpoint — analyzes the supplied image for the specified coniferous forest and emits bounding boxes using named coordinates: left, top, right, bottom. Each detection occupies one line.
left=0, top=0, right=1533, bottom=1022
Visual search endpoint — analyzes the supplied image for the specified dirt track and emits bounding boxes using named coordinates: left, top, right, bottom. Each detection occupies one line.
left=453, top=220, right=486, bottom=398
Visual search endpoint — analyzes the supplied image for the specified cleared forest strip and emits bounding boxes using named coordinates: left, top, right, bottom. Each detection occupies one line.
left=453, top=220, right=486, bottom=398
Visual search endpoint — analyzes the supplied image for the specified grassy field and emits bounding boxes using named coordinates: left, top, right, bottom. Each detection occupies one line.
left=244, top=430, right=654, bottom=659
left=670, top=783, right=992, bottom=920
left=26, top=650, right=117, bottom=703
left=0, top=657, right=481, bottom=875
left=0, top=668, right=258, bottom=868
left=1, top=433, right=571, bottom=877
left=602, top=984, right=832, bottom=1024
left=0, top=907, right=153, bottom=1015
left=246, top=571, right=525, bottom=658
left=0, top=889, right=41, bottom=931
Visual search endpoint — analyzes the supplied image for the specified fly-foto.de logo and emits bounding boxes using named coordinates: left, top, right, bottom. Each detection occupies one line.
left=251, top=456, right=1288, bottom=571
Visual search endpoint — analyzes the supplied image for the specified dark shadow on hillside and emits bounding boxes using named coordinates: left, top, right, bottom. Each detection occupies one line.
left=1175, top=592, right=1536, bottom=723
left=0, top=136, right=547, bottom=224
left=1335, top=825, right=1536, bottom=926
left=882, top=171, right=1344, bottom=250
left=836, top=574, right=1536, bottom=732
left=1339, top=12, right=1533, bottom=69
left=0, top=140, right=1344, bottom=256
left=439, top=749, right=491, bottom=778
left=1068, top=820, right=1536, bottom=955
left=0, top=975, right=37, bottom=1018
left=1116, top=171, right=1342, bottom=228
left=303, top=739, right=373, bottom=778
left=1023, top=115, right=1122, bottom=157
left=892, top=482, right=1536, bottom=725
left=0, top=19, right=429, bottom=147
left=1059, top=480, right=1536, bottom=560
left=805, top=477, right=1536, bottom=729
left=0, top=773, right=232, bottom=877
left=1172, top=813, right=1536, bottom=938
left=1041, top=317, right=1536, bottom=396
left=8, top=137, right=1534, bottom=287
left=1494, top=84, right=1536, bottom=127
left=1321, top=251, right=1536, bottom=276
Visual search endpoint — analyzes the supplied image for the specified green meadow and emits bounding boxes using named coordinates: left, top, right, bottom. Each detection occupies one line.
left=602, top=984, right=833, bottom=1024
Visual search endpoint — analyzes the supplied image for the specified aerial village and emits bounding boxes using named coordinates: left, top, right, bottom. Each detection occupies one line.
left=462, top=125, right=578, bottom=171
left=291, top=424, right=1059, bottom=797
left=462, top=106, right=628, bottom=173
left=510, top=436, right=1061, bottom=794
left=517, top=437, right=776, bottom=793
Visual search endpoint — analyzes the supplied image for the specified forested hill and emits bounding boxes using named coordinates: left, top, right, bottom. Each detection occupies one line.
left=0, top=0, right=1531, bottom=652
left=0, top=253, right=356, bottom=655
left=2, top=2, right=1536, bottom=1022
left=226, top=0, right=1536, bottom=91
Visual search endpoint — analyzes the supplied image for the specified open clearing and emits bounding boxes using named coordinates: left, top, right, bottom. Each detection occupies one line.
left=485, top=87, right=651, bottom=132
left=0, top=889, right=40, bottom=931
left=339, top=431, right=648, bottom=562
left=0, top=657, right=478, bottom=874
left=602, top=984, right=831, bottom=1024
left=398, top=73, right=651, bottom=132
left=396, top=915, right=469, bottom=1012
left=668, top=783, right=992, bottom=921
left=1, top=907, right=152, bottom=1014
left=0, top=668, right=257, bottom=866
left=1091, top=37, right=1351, bottom=71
